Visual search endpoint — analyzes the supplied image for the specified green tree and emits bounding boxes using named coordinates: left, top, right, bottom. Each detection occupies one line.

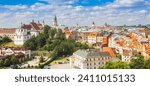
left=39, top=56, right=44, bottom=63
left=10, top=55, right=19, bottom=65
left=129, top=54, right=145, bottom=69
left=36, top=33, right=46, bottom=49
left=2, top=36, right=12, bottom=43
left=43, top=26, right=50, bottom=38
left=144, top=59, right=150, bottom=69
left=4, top=59, right=11, bottom=67
left=55, top=29, right=64, bottom=40
left=24, top=36, right=37, bottom=50
left=49, top=28, right=57, bottom=39
left=116, top=54, right=122, bottom=60
left=0, top=60, right=4, bottom=67
left=104, top=61, right=130, bottom=69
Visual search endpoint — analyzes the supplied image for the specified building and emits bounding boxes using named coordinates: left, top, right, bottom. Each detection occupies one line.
left=70, top=49, right=116, bottom=69
left=0, top=29, right=16, bottom=40
left=142, top=44, right=150, bottom=59
left=63, top=28, right=78, bottom=40
left=21, top=21, right=43, bottom=35
left=121, top=49, right=138, bottom=62
left=52, top=15, right=58, bottom=27
left=0, top=47, right=31, bottom=61
left=87, top=32, right=100, bottom=44
left=14, top=27, right=31, bottom=45
left=14, top=21, right=44, bottom=45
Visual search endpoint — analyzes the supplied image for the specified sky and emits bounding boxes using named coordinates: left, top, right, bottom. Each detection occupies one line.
left=0, top=0, right=150, bottom=28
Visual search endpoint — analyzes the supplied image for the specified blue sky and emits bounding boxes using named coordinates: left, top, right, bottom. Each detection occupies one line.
left=0, top=0, right=113, bottom=6
left=0, top=0, right=150, bottom=28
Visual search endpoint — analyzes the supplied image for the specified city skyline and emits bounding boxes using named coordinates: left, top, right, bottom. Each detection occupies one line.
left=0, top=0, right=150, bottom=28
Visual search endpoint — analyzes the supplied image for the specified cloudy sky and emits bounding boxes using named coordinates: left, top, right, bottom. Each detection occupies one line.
left=0, top=0, right=150, bottom=28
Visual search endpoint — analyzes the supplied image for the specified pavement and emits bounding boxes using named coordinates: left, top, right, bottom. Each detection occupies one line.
left=50, top=63, right=74, bottom=69
left=21, top=56, right=48, bottom=68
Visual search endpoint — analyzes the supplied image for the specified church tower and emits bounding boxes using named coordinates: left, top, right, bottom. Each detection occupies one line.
left=52, top=15, right=58, bottom=27
left=92, top=21, right=95, bottom=27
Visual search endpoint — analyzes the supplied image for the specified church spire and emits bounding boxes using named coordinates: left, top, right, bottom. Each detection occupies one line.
left=105, top=22, right=108, bottom=26
left=52, top=15, right=58, bottom=27
left=92, top=21, right=95, bottom=26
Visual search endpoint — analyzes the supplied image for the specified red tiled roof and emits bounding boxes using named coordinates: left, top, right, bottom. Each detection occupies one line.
left=103, top=47, right=116, bottom=57
left=22, top=25, right=32, bottom=30
left=21, top=22, right=43, bottom=31
left=123, top=50, right=130, bottom=56
left=16, top=52, right=25, bottom=58
left=0, top=29, right=16, bottom=33
left=31, top=22, right=42, bottom=30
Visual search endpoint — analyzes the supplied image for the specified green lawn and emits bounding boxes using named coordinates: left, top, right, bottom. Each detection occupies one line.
left=50, top=57, right=69, bottom=65
left=3, top=42, right=23, bottom=47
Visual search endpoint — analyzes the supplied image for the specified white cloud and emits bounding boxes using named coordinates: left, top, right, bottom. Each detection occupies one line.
left=139, top=10, right=148, bottom=14
left=0, top=5, right=28, bottom=11
left=0, top=0, right=150, bottom=28
left=106, top=0, right=147, bottom=8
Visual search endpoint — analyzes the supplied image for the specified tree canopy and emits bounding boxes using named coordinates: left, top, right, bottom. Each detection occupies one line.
left=24, top=26, right=92, bottom=57
left=0, top=36, right=12, bottom=45
left=104, top=54, right=150, bottom=69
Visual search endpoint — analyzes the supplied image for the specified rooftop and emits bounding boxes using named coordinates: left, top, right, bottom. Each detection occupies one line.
left=74, top=49, right=111, bottom=58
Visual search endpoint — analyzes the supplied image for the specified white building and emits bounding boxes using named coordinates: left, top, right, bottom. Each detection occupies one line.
left=14, top=21, right=43, bottom=45
left=70, top=49, right=115, bottom=69
left=14, top=28, right=31, bottom=45
left=0, top=47, right=31, bottom=59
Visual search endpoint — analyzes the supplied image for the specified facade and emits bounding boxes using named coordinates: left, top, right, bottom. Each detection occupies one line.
left=142, top=44, right=150, bottom=59
left=70, top=49, right=115, bottom=69
left=14, top=28, right=31, bottom=45
left=87, top=32, right=100, bottom=44
left=14, top=21, right=43, bottom=45
left=52, top=15, right=58, bottom=28
left=0, top=29, right=16, bottom=40
left=63, top=28, right=78, bottom=40
left=0, top=47, right=31, bottom=60
left=121, top=49, right=138, bottom=62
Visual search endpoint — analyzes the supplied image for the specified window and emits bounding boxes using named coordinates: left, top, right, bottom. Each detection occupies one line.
left=87, top=59, right=88, bottom=61
left=102, top=62, right=104, bottom=64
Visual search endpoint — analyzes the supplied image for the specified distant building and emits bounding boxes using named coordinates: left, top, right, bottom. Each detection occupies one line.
left=63, top=28, right=78, bottom=40
left=52, top=15, right=58, bottom=27
left=121, top=49, right=138, bottom=62
left=0, top=29, right=16, bottom=40
left=0, top=47, right=31, bottom=61
left=70, top=49, right=116, bottom=69
left=14, top=21, right=44, bottom=45
left=14, top=27, right=31, bottom=45
left=92, top=21, right=95, bottom=27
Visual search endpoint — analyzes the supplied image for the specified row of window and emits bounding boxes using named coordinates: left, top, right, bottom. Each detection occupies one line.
left=87, top=67, right=98, bottom=69
left=87, top=57, right=111, bottom=61
left=16, top=36, right=30, bottom=39
left=87, top=62, right=105, bottom=66
left=123, top=59, right=130, bottom=62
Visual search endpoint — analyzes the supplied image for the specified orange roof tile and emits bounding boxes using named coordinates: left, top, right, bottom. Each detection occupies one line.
left=0, top=29, right=16, bottom=33
left=103, top=47, right=116, bottom=57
